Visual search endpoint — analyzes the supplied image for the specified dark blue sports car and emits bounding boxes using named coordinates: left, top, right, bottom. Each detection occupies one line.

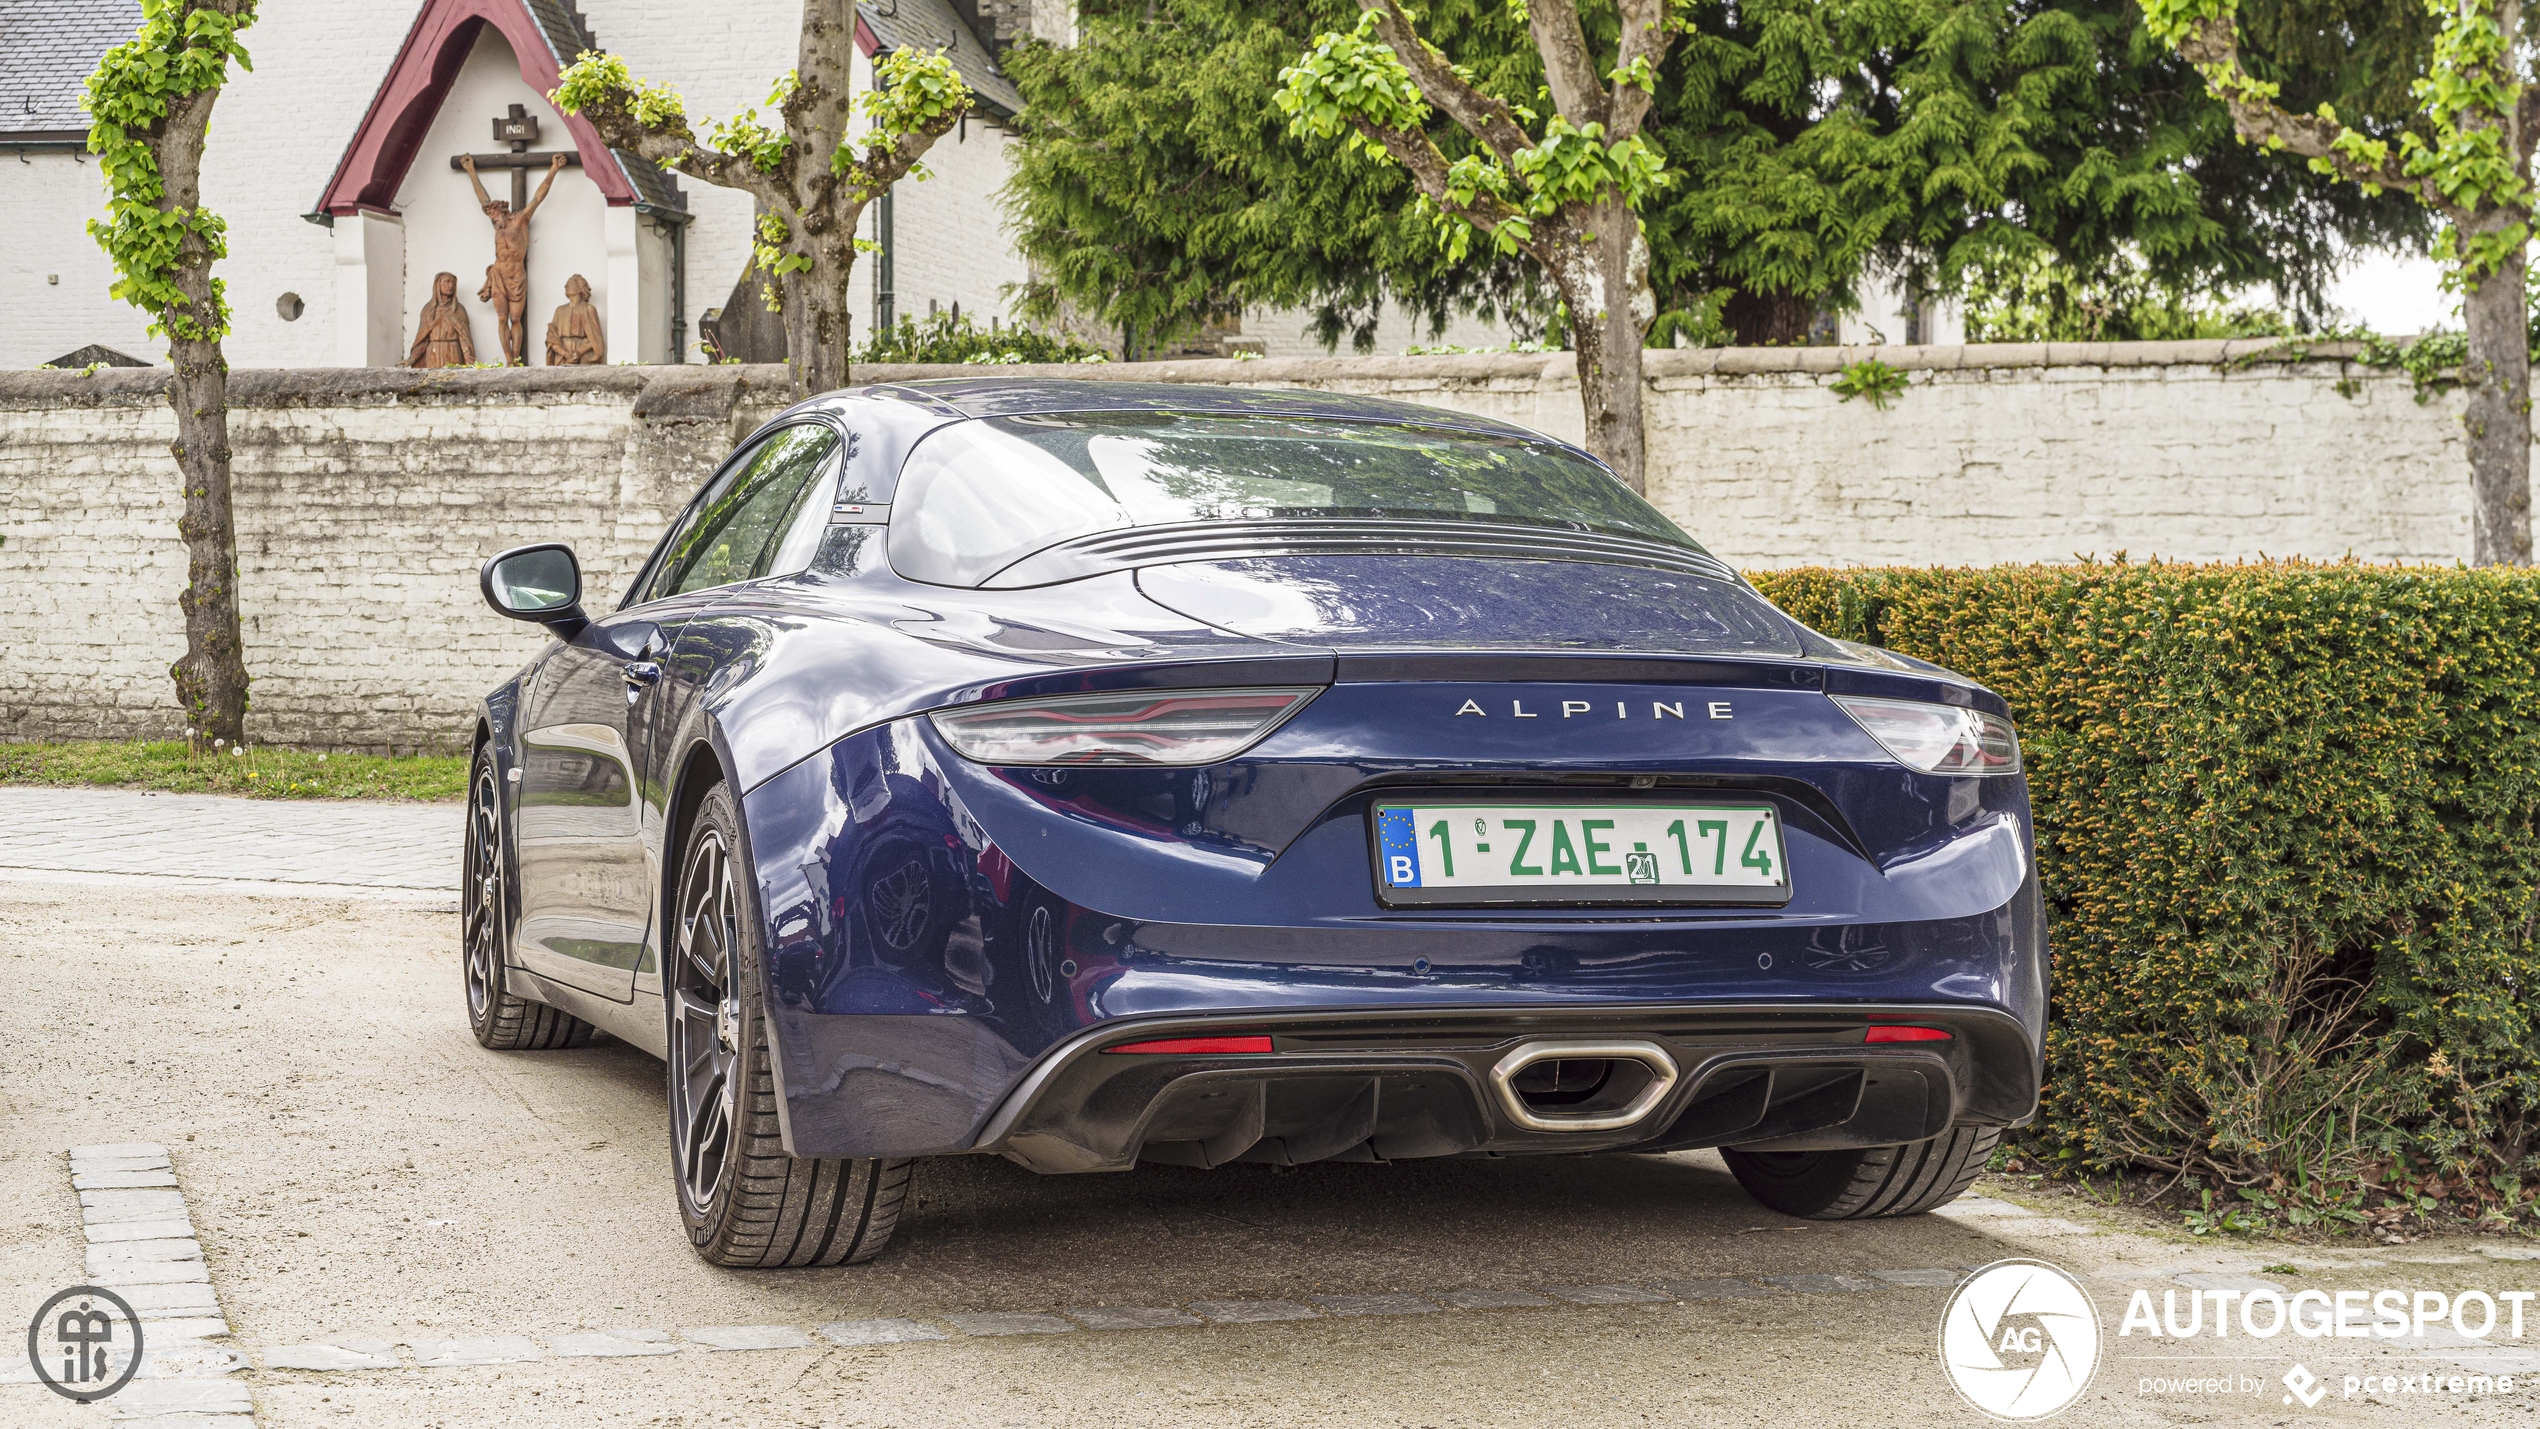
left=467, top=379, right=2044, bottom=1267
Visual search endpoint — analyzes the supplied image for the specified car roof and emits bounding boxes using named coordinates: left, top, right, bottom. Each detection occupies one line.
left=792, top=378, right=1576, bottom=452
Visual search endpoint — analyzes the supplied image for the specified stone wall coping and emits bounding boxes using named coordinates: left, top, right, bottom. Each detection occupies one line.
left=0, top=338, right=2379, bottom=412
left=853, top=338, right=2372, bottom=385
left=0, top=364, right=799, bottom=411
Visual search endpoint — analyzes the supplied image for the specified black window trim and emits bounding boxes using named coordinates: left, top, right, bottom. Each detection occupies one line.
left=619, top=417, right=845, bottom=612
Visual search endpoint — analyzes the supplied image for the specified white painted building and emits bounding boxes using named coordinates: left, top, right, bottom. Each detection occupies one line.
left=1838, top=273, right=1965, bottom=348
left=2, top=0, right=1973, bottom=370
left=2, top=0, right=1050, bottom=370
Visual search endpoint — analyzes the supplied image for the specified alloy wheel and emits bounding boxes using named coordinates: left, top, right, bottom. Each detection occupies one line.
left=462, top=758, right=503, bottom=1024
left=669, top=827, right=743, bottom=1216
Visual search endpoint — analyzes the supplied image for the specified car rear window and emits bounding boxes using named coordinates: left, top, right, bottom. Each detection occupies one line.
left=886, top=411, right=1700, bottom=587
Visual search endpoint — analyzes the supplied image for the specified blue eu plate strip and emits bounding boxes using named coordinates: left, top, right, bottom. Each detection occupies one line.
left=1375, top=807, right=1420, bottom=887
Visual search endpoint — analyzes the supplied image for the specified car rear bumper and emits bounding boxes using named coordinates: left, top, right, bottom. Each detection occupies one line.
left=967, top=1002, right=2040, bottom=1174
left=742, top=723, right=2051, bottom=1164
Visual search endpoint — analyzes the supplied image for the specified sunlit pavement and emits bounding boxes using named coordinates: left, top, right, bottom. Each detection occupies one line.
left=1, top=791, right=2535, bottom=1427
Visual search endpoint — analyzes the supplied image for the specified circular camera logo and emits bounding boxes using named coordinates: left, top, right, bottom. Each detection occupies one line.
left=26, top=1285, right=145, bottom=1403
left=1939, top=1258, right=2101, bottom=1421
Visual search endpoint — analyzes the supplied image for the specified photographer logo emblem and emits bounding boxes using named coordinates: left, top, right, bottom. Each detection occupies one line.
left=2282, top=1364, right=2328, bottom=1408
left=1939, top=1259, right=2101, bottom=1420
left=26, top=1286, right=144, bottom=1403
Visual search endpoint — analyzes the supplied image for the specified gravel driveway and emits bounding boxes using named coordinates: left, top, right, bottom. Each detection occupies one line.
left=1, top=793, right=2533, bottom=1427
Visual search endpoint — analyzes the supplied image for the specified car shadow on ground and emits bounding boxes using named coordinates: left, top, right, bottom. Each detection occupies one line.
left=555, top=1030, right=2023, bottom=1309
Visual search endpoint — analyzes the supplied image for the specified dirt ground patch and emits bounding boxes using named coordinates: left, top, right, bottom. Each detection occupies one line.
left=4, top=881, right=2534, bottom=1427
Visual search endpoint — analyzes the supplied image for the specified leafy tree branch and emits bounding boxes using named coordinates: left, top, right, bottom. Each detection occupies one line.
left=2143, top=0, right=2533, bottom=564
left=1278, top=1, right=1685, bottom=489
left=553, top=6, right=969, bottom=394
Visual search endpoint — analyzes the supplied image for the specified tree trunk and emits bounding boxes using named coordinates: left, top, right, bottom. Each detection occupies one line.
left=779, top=1, right=862, bottom=399
left=2460, top=245, right=2534, bottom=566
left=166, top=331, right=249, bottom=746
left=557, top=2, right=960, bottom=399
left=1549, top=203, right=1652, bottom=493
left=780, top=217, right=857, bottom=397
left=154, top=82, right=249, bottom=746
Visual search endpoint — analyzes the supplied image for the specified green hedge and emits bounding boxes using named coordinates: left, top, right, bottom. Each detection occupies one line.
left=1750, top=562, right=2540, bottom=1213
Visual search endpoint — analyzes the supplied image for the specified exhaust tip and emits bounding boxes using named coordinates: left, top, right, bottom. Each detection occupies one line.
left=1488, top=1039, right=1679, bottom=1132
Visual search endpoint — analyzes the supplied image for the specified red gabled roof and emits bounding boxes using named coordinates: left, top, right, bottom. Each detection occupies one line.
left=312, top=0, right=667, bottom=217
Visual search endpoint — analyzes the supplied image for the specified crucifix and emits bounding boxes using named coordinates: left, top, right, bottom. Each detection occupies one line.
left=450, top=104, right=580, bottom=364
left=449, top=103, right=581, bottom=209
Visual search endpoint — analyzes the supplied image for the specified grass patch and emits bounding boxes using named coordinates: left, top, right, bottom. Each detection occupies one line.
left=0, top=740, right=468, bottom=801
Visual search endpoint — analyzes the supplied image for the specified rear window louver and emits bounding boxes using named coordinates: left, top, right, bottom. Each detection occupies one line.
left=981, top=518, right=1738, bottom=588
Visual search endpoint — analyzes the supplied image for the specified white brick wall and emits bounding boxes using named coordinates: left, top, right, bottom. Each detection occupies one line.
left=1081, top=344, right=2473, bottom=569
left=0, top=345, right=2480, bottom=750
left=0, top=154, right=160, bottom=368
left=1634, top=362, right=2460, bottom=568
left=0, top=369, right=788, bottom=751
left=876, top=114, right=1030, bottom=330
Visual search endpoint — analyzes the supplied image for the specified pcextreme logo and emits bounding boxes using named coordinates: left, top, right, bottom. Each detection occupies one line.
left=1939, top=1259, right=2104, bottom=1421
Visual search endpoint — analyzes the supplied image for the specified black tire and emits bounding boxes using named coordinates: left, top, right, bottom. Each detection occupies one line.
left=1722, top=1126, right=1999, bottom=1219
left=666, top=779, right=915, bottom=1267
left=463, top=745, right=594, bottom=1051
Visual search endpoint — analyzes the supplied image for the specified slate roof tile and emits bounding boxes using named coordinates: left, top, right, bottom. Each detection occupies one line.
left=860, top=0, right=1025, bottom=119
left=0, top=0, right=141, bottom=140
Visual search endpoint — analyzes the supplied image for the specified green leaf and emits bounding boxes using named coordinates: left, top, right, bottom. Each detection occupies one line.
left=85, top=0, right=260, bottom=343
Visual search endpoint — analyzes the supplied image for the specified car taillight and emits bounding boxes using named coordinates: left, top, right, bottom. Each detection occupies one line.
left=1865, top=1024, right=1953, bottom=1043
left=1832, top=695, right=2021, bottom=775
left=929, top=686, right=1319, bottom=767
left=1104, top=1034, right=1274, bottom=1055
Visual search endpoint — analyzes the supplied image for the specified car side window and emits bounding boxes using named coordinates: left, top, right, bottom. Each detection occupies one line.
left=627, top=440, right=759, bottom=608
left=761, top=444, right=847, bottom=579
left=655, top=425, right=841, bottom=598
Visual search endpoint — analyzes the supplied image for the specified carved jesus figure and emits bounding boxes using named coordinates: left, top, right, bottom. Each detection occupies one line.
left=544, top=273, right=606, bottom=366
left=462, top=151, right=567, bottom=365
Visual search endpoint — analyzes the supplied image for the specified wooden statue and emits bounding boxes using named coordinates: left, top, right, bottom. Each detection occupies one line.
left=405, top=271, right=476, bottom=368
left=462, top=151, right=567, bottom=365
left=543, top=274, right=606, bottom=366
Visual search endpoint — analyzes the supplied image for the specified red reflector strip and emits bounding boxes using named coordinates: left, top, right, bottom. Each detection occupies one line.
left=1102, top=1034, right=1275, bottom=1056
left=1865, top=1025, right=1952, bottom=1043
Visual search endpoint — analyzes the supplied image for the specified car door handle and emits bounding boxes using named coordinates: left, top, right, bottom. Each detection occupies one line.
left=622, top=661, right=663, bottom=698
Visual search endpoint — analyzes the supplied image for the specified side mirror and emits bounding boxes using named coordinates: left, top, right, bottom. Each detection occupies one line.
left=481, top=543, right=587, bottom=636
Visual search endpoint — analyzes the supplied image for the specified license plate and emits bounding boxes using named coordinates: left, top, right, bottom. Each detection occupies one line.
left=1371, top=801, right=1791, bottom=907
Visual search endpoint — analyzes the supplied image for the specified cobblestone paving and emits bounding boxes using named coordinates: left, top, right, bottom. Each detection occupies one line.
left=0, top=788, right=457, bottom=891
